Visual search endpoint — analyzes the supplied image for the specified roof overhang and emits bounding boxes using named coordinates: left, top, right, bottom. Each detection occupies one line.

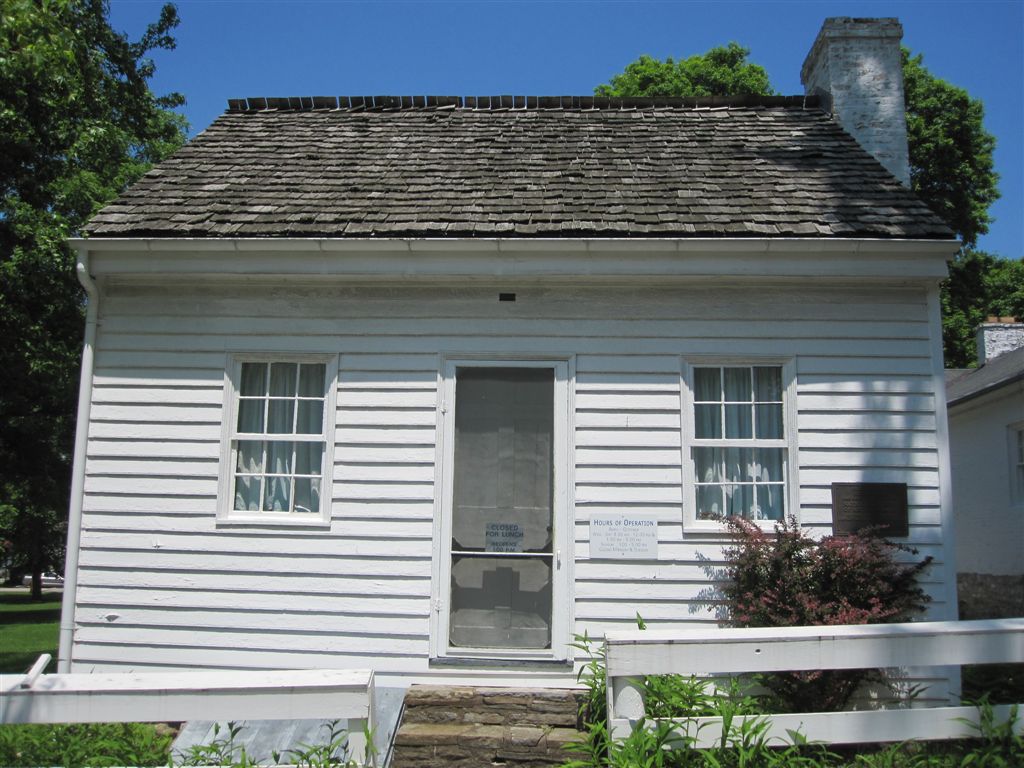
left=70, top=237, right=959, bottom=284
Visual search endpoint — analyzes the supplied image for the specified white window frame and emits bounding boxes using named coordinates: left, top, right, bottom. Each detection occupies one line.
left=430, top=354, right=575, bottom=663
left=217, top=353, right=339, bottom=527
left=680, top=357, right=800, bottom=533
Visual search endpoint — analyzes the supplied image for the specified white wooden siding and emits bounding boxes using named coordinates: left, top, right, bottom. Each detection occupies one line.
left=73, top=281, right=951, bottom=686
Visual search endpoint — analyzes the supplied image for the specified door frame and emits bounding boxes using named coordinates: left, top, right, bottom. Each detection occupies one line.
left=429, top=354, right=575, bottom=662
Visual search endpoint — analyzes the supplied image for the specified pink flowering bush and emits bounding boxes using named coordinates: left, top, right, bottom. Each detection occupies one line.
left=721, top=516, right=933, bottom=712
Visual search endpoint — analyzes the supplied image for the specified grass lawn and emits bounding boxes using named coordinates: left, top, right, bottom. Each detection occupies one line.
left=0, top=590, right=62, bottom=674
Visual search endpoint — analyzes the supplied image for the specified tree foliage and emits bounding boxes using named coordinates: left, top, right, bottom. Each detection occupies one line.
left=903, top=48, right=999, bottom=249
left=901, top=49, right=1017, bottom=367
left=0, top=0, right=186, bottom=596
left=595, top=42, right=774, bottom=98
left=942, top=250, right=1024, bottom=367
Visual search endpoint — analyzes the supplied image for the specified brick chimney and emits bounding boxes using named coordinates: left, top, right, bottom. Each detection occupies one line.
left=976, top=317, right=1024, bottom=365
left=801, top=17, right=911, bottom=186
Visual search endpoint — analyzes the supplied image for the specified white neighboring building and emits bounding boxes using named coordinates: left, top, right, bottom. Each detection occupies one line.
left=59, top=18, right=962, bottom=693
left=946, top=320, right=1024, bottom=618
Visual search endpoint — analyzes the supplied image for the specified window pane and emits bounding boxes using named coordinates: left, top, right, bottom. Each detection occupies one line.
left=756, top=484, right=784, bottom=521
left=264, top=476, right=290, bottom=512
left=725, top=484, right=754, bottom=518
left=754, top=367, right=782, bottom=402
left=694, top=368, right=720, bottom=402
left=696, top=486, right=724, bottom=520
left=451, top=367, right=554, bottom=554
left=449, top=555, right=552, bottom=649
left=299, top=364, right=326, bottom=397
left=694, top=447, right=721, bottom=483
left=267, top=399, right=295, bottom=434
left=269, top=363, right=297, bottom=397
left=724, top=368, right=752, bottom=402
left=725, top=404, right=752, bottom=439
left=293, top=477, right=321, bottom=514
left=695, top=404, right=722, bottom=439
left=267, top=441, right=292, bottom=474
left=236, top=441, right=264, bottom=473
left=296, top=400, right=324, bottom=434
left=234, top=475, right=262, bottom=511
left=723, top=447, right=755, bottom=482
left=240, top=363, right=267, bottom=396
left=754, top=448, right=784, bottom=482
left=295, top=443, right=323, bottom=476
left=755, top=404, right=783, bottom=439
left=237, top=399, right=265, bottom=433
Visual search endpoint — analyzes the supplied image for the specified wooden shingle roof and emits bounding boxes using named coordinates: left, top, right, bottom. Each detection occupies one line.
left=86, top=96, right=954, bottom=240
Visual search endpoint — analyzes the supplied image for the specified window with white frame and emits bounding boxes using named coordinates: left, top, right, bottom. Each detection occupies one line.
left=220, top=358, right=337, bottom=523
left=683, top=362, right=795, bottom=527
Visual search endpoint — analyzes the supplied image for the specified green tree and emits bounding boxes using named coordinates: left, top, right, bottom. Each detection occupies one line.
left=943, top=251, right=1024, bottom=368
left=595, top=42, right=774, bottom=98
left=0, top=0, right=187, bottom=598
left=903, top=49, right=1014, bottom=367
left=903, top=49, right=999, bottom=249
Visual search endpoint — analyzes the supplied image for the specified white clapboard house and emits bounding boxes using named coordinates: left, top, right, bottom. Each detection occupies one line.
left=60, top=18, right=959, bottom=687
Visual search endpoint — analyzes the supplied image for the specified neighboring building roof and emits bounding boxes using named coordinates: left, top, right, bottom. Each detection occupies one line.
left=946, top=346, right=1024, bottom=407
left=85, top=95, right=954, bottom=240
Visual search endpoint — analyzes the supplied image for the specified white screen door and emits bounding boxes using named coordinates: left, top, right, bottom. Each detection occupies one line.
left=435, top=359, right=570, bottom=659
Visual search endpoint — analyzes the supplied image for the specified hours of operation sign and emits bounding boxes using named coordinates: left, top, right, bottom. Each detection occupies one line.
left=589, top=513, right=659, bottom=559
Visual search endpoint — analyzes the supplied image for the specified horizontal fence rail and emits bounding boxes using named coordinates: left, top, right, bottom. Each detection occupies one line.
left=0, top=662, right=376, bottom=765
left=605, top=618, right=1024, bottom=747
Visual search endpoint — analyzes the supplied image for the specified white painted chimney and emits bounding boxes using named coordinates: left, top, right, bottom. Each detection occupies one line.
left=801, top=17, right=911, bottom=186
left=976, top=317, right=1024, bottom=365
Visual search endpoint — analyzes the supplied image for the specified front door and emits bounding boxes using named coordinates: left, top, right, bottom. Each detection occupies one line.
left=434, top=359, right=570, bottom=660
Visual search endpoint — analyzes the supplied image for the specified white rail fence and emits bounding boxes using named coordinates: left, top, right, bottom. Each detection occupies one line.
left=605, top=618, right=1024, bottom=748
left=0, top=657, right=376, bottom=765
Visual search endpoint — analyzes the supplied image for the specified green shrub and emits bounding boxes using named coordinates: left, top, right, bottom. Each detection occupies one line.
left=0, top=722, right=174, bottom=768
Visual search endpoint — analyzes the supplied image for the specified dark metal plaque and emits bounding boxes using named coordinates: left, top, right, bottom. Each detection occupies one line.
left=831, top=482, right=909, bottom=537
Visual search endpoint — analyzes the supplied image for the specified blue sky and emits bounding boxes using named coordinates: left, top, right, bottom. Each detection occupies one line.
left=110, top=0, right=1023, bottom=257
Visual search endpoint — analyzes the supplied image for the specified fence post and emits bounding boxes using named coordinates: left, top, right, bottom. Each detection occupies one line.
left=606, top=674, right=645, bottom=740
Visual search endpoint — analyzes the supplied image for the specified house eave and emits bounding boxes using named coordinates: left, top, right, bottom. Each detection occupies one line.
left=947, top=370, right=1024, bottom=410
left=69, top=236, right=958, bottom=283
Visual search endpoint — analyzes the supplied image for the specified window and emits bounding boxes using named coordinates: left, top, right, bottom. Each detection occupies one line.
left=219, top=357, right=338, bottom=524
left=682, top=361, right=797, bottom=529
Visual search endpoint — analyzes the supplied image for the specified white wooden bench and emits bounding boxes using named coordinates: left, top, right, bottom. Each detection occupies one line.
left=605, top=618, right=1024, bottom=748
left=0, top=658, right=376, bottom=765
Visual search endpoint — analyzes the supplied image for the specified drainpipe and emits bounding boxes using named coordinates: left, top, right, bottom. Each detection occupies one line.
left=58, top=244, right=99, bottom=673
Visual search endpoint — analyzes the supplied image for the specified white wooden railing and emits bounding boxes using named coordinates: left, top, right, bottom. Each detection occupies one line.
left=0, top=657, right=376, bottom=765
left=605, top=618, right=1024, bottom=748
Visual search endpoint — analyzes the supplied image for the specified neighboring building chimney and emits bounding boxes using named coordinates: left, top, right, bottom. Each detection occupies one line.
left=801, top=17, right=911, bottom=186
left=976, top=317, right=1024, bottom=365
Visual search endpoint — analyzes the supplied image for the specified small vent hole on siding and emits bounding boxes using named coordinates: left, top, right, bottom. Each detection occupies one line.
left=499, top=292, right=516, bottom=302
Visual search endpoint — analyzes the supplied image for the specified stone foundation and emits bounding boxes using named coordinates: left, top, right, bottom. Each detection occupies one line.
left=957, top=573, right=1024, bottom=619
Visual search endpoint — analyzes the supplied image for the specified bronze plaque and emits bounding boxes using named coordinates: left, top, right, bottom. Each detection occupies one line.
left=831, top=482, right=909, bottom=537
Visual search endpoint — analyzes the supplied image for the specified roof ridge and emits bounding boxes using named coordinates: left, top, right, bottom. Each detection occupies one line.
left=225, top=94, right=821, bottom=113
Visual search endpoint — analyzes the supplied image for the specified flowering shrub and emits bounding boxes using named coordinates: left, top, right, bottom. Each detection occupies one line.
left=721, top=516, right=933, bottom=712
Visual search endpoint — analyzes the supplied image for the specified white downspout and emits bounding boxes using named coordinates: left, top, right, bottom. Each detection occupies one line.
left=58, top=245, right=99, bottom=672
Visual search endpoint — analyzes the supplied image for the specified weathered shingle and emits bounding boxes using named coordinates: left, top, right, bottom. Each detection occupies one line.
left=86, top=97, right=954, bottom=240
